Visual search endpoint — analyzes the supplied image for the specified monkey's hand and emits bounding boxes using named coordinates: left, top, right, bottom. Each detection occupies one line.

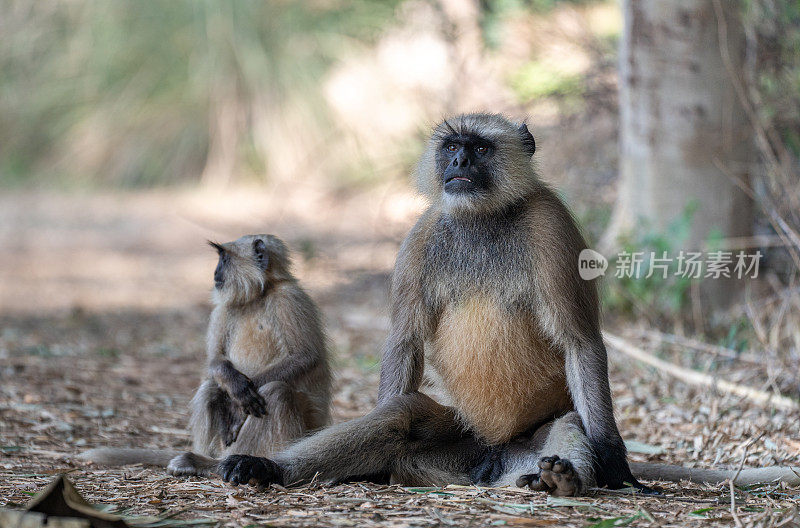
left=229, top=375, right=267, bottom=418
left=219, top=454, right=284, bottom=487
left=592, top=438, right=656, bottom=493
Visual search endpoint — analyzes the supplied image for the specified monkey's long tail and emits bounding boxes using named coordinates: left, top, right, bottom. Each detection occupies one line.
left=79, top=448, right=181, bottom=467
left=630, top=462, right=800, bottom=486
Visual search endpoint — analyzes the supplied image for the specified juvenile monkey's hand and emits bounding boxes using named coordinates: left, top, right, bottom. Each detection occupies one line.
left=230, top=375, right=267, bottom=418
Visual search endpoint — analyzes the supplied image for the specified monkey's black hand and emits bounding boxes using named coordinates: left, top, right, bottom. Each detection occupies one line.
left=593, top=438, right=657, bottom=494
left=219, top=455, right=284, bottom=487
left=230, top=375, right=267, bottom=418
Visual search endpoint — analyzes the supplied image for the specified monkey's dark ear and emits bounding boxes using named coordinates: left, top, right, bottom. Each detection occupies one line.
left=518, top=124, right=536, bottom=157
left=253, top=239, right=269, bottom=270
left=208, top=241, right=225, bottom=254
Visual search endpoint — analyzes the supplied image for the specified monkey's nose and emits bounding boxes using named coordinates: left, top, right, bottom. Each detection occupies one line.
left=453, top=152, right=471, bottom=168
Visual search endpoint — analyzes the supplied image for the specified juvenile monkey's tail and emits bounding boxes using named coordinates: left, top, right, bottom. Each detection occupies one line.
left=630, top=462, right=800, bottom=486
left=79, top=448, right=180, bottom=467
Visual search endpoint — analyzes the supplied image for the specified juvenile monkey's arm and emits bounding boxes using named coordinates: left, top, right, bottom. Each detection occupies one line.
left=206, top=308, right=267, bottom=418
left=251, top=287, right=326, bottom=387
left=209, top=359, right=266, bottom=418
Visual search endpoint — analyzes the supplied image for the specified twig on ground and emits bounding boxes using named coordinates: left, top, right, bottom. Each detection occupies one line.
left=639, top=330, right=762, bottom=364
left=604, top=332, right=799, bottom=411
left=729, top=439, right=754, bottom=528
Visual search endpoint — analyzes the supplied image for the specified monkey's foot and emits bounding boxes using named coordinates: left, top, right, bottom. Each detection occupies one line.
left=219, top=454, right=284, bottom=487
left=167, top=452, right=210, bottom=477
left=222, top=413, right=247, bottom=447
left=470, top=446, right=505, bottom=485
left=516, top=456, right=580, bottom=497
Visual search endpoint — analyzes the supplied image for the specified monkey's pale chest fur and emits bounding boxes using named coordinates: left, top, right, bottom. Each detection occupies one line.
left=428, top=295, right=572, bottom=445
left=225, top=311, right=285, bottom=378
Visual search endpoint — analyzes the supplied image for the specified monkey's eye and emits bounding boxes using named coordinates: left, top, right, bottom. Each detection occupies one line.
left=475, top=145, right=488, bottom=154
left=446, top=143, right=459, bottom=153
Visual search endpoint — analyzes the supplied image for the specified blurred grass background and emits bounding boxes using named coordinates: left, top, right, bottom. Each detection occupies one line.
left=0, top=0, right=401, bottom=187
left=1, top=0, right=799, bottom=344
left=0, top=0, right=622, bottom=190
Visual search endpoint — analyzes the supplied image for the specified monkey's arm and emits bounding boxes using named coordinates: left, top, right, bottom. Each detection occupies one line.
left=376, top=222, right=432, bottom=406
left=208, top=358, right=267, bottom=418
left=377, top=327, right=425, bottom=406
left=527, top=190, right=646, bottom=491
left=251, top=287, right=326, bottom=387
left=205, top=307, right=267, bottom=418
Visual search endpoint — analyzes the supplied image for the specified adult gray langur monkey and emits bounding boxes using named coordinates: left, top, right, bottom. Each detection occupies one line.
left=216, top=114, right=799, bottom=493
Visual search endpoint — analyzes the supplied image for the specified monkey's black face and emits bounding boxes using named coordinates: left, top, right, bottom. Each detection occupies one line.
left=209, top=242, right=228, bottom=289
left=214, top=252, right=228, bottom=289
left=437, top=134, right=496, bottom=196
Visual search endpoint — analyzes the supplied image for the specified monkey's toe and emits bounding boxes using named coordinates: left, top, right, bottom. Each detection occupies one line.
left=167, top=453, right=200, bottom=477
left=537, top=456, right=579, bottom=497
left=219, top=454, right=283, bottom=487
left=538, top=456, right=559, bottom=471
left=517, top=473, right=549, bottom=492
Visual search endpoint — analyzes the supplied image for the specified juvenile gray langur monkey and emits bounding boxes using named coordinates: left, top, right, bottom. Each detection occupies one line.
left=81, top=234, right=331, bottom=477
left=216, top=114, right=800, bottom=495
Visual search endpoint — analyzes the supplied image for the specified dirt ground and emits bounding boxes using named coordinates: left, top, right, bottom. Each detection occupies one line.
left=1, top=186, right=798, bottom=527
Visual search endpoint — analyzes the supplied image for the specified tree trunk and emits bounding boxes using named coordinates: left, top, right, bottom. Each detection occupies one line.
left=606, top=0, right=754, bottom=307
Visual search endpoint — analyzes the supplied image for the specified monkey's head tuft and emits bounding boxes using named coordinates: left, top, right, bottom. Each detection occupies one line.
left=208, top=234, right=293, bottom=306
left=416, top=113, right=539, bottom=215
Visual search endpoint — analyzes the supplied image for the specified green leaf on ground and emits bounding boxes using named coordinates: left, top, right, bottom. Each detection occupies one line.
left=688, top=507, right=715, bottom=518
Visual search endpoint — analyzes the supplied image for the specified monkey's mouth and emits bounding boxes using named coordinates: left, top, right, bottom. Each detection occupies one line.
left=444, top=175, right=478, bottom=194
left=445, top=176, right=472, bottom=184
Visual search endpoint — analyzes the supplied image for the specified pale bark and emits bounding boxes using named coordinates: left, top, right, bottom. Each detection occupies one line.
left=604, top=0, right=755, bottom=305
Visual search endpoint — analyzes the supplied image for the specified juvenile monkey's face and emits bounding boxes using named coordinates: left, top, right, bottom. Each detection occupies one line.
left=212, top=244, right=229, bottom=289
left=208, top=234, right=290, bottom=305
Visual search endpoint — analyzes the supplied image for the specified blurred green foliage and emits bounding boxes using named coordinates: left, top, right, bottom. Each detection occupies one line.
left=479, top=0, right=598, bottom=48
left=0, top=0, right=399, bottom=187
left=743, top=0, right=800, bottom=158
left=603, top=203, right=698, bottom=324
left=509, top=60, right=584, bottom=101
